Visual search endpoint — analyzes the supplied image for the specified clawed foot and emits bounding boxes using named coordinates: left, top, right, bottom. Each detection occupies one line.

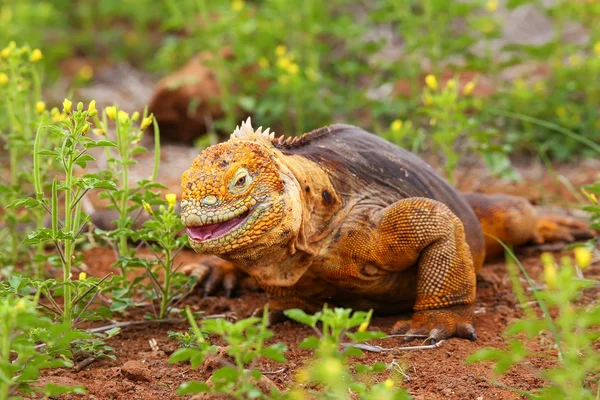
left=532, top=215, right=596, bottom=244
left=181, top=257, right=259, bottom=298
left=391, top=306, right=477, bottom=344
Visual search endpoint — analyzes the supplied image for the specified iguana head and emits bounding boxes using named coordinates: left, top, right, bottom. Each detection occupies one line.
left=181, top=118, right=302, bottom=261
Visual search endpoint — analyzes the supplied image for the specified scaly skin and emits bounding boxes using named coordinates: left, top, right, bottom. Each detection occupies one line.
left=181, top=119, right=594, bottom=342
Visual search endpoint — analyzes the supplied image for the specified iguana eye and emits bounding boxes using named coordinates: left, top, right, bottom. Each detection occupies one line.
left=229, top=168, right=252, bottom=192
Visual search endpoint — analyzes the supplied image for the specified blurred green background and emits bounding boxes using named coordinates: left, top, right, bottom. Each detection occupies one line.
left=1, top=0, right=598, bottom=180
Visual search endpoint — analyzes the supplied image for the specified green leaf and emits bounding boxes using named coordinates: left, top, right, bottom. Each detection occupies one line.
left=35, top=383, right=87, bottom=396
left=261, top=344, right=287, bottom=363
left=176, top=380, right=210, bottom=395
left=298, top=336, right=320, bottom=349
left=211, top=366, right=240, bottom=383
left=5, top=198, right=41, bottom=209
left=284, top=309, right=319, bottom=327
left=74, top=154, right=96, bottom=168
left=169, top=348, right=200, bottom=364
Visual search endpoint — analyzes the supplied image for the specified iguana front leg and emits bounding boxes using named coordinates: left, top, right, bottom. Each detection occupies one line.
left=341, top=197, right=478, bottom=342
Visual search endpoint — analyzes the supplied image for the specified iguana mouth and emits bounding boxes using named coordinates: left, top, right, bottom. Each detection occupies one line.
left=186, top=208, right=252, bottom=242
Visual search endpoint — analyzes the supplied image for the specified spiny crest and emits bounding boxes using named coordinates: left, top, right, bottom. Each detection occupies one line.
left=230, top=117, right=275, bottom=142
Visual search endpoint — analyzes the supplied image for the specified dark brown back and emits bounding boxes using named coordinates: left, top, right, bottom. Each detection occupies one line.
left=275, top=124, right=485, bottom=260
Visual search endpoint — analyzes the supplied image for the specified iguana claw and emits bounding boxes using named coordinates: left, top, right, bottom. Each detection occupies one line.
left=391, top=306, right=477, bottom=343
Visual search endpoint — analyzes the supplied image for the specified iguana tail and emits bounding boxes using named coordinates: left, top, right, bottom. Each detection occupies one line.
left=462, top=193, right=595, bottom=260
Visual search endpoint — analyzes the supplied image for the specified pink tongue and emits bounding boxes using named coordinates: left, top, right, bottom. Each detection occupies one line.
left=187, top=214, right=247, bottom=242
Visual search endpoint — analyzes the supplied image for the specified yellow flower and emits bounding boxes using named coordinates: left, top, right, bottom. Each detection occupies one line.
left=81, top=123, right=90, bottom=134
left=79, top=272, right=87, bottom=280
left=463, top=81, right=476, bottom=96
left=142, top=200, right=153, bottom=216
left=105, top=106, right=117, bottom=120
left=574, top=247, right=592, bottom=269
left=16, top=298, right=26, bottom=311
left=423, top=92, right=433, bottom=106
left=390, top=119, right=403, bottom=133
left=358, top=321, right=369, bottom=332
left=582, top=188, right=598, bottom=204
left=258, top=57, right=269, bottom=69
left=117, top=110, right=129, bottom=123
left=30, top=49, right=43, bottom=63
left=166, top=193, right=177, bottom=211
left=36, top=101, right=46, bottom=114
left=425, top=74, right=438, bottom=90
left=541, top=252, right=557, bottom=289
left=231, top=0, right=244, bottom=11
left=140, top=116, right=153, bottom=130
left=88, top=100, right=96, bottom=113
left=278, top=75, right=289, bottom=86
left=277, top=56, right=291, bottom=70
left=567, top=54, right=581, bottom=67
left=594, top=41, right=600, bottom=56
left=52, top=112, right=67, bottom=123
left=93, top=128, right=105, bottom=136
left=0, top=72, right=8, bottom=86
left=321, top=358, right=342, bottom=376
left=63, top=98, right=72, bottom=114
left=446, top=79, right=456, bottom=90
left=78, top=65, right=94, bottom=81
left=1, top=47, right=11, bottom=59
left=275, top=45, right=287, bottom=57
left=287, top=62, right=299, bottom=75
left=384, top=378, right=394, bottom=390
left=486, top=0, right=498, bottom=12
left=555, top=106, right=567, bottom=118
left=514, top=79, right=526, bottom=90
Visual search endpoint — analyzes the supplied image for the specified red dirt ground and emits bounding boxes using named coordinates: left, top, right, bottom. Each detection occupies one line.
left=32, top=158, right=600, bottom=400
left=39, top=243, right=600, bottom=400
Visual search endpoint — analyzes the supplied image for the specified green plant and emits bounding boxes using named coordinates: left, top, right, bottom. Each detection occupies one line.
left=92, top=105, right=162, bottom=266
left=8, top=98, right=117, bottom=326
left=285, top=306, right=411, bottom=400
left=0, top=294, right=88, bottom=400
left=385, top=75, right=515, bottom=184
left=158, top=0, right=380, bottom=135
left=169, top=306, right=287, bottom=399
left=114, top=193, right=191, bottom=319
left=0, top=42, right=54, bottom=276
left=467, top=247, right=600, bottom=399
left=168, top=327, right=207, bottom=349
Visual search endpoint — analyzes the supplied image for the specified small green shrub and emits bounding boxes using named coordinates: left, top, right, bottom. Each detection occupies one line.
left=285, top=306, right=411, bottom=400
left=467, top=248, right=600, bottom=399
left=169, top=306, right=287, bottom=399
left=0, top=295, right=88, bottom=400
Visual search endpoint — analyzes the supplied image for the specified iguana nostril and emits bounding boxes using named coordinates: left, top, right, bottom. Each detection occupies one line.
left=202, top=195, right=219, bottom=206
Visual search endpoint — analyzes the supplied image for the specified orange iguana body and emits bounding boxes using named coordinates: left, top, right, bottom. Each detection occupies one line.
left=180, top=119, right=592, bottom=342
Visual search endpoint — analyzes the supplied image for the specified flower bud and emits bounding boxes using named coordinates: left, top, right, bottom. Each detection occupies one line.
left=574, top=247, right=592, bottom=269
left=425, top=74, right=438, bottom=90
left=30, top=49, right=43, bottom=62
left=105, top=106, right=117, bottom=120
left=140, top=116, right=153, bottom=130
left=63, top=98, right=72, bottom=114
left=36, top=101, right=46, bottom=114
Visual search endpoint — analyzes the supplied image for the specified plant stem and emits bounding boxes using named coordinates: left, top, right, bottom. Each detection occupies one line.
left=0, top=317, right=10, bottom=400
left=159, top=248, right=172, bottom=319
left=63, top=153, right=74, bottom=326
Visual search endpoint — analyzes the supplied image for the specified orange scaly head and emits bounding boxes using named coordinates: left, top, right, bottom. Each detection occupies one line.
left=181, top=118, right=302, bottom=263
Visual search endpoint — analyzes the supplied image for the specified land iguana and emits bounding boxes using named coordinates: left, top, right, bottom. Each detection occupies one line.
left=180, top=119, right=594, bottom=342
